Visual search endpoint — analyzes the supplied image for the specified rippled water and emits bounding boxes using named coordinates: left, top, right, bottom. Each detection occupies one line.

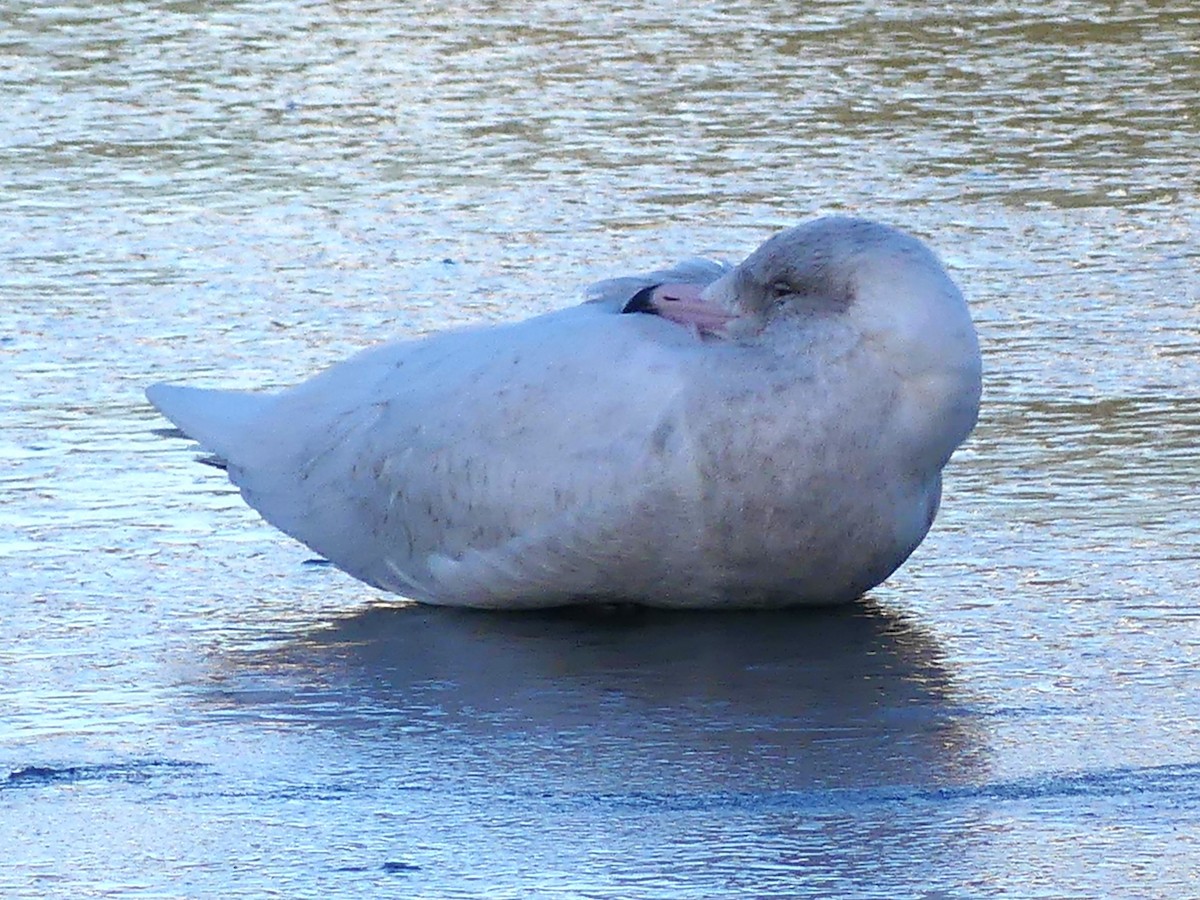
left=2, top=1, right=1198, bottom=897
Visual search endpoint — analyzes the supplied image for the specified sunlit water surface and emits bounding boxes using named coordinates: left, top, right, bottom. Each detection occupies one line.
left=2, top=1, right=1198, bottom=897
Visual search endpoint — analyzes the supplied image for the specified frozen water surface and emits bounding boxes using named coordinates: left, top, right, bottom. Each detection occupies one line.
left=2, top=1, right=1198, bottom=897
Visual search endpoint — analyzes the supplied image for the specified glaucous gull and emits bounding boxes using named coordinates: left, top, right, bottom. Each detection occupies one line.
left=147, top=216, right=981, bottom=608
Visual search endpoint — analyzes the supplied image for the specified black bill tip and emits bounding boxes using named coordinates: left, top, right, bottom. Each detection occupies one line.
left=621, top=283, right=662, bottom=315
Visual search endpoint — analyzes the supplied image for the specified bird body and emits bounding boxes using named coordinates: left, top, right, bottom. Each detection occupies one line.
left=148, top=217, right=981, bottom=608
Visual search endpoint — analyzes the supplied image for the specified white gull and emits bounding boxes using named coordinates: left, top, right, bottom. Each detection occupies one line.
left=147, top=216, right=981, bottom=608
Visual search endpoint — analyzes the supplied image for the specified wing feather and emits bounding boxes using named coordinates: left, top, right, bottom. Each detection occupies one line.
left=219, top=304, right=707, bottom=604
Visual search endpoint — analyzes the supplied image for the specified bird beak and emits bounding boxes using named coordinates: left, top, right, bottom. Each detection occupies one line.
left=621, top=282, right=737, bottom=336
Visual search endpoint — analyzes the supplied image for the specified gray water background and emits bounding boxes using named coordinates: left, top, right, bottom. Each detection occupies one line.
left=2, top=1, right=1198, bottom=897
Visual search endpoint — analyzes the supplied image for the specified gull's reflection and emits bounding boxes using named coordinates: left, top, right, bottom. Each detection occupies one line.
left=213, top=600, right=983, bottom=796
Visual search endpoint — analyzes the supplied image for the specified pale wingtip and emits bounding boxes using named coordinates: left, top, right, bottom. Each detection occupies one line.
left=141, top=382, right=273, bottom=461
left=145, top=381, right=178, bottom=412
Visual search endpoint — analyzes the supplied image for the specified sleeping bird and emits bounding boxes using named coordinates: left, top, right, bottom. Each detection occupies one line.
left=147, top=216, right=981, bottom=608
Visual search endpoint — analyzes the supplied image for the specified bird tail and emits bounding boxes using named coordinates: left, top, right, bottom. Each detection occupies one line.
left=145, top=383, right=274, bottom=468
